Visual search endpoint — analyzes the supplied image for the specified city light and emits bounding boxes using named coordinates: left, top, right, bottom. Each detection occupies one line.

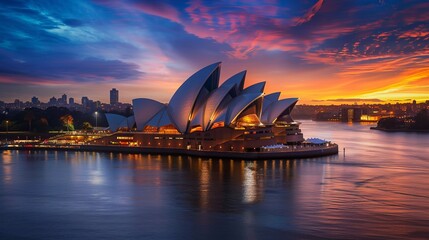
left=95, top=111, right=98, bottom=129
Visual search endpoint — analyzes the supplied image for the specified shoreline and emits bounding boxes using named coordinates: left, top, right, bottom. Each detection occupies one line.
left=0, top=144, right=339, bottom=160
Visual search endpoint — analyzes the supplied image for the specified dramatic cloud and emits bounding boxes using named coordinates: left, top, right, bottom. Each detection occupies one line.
left=293, top=0, right=324, bottom=26
left=0, top=0, right=428, bottom=104
left=0, top=54, right=143, bottom=83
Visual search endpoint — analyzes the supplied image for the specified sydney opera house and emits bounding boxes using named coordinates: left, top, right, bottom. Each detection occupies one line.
left=100, top=62, right=307, bottom=153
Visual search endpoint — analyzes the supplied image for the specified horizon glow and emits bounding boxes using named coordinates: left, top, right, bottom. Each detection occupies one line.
left=0, top=0, right=428, bottom=105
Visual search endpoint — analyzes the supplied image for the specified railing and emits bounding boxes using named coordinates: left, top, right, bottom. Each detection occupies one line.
left=261, top=143, right=337, bottom=152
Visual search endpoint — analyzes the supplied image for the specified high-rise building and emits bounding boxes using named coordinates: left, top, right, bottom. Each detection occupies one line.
left=412, top=99, right=417, bottom=112
left=31, top=96, right=40, bottom=105
left=61, top=94, right=67, bottom=104
left=110, top=88, right=119, bottom=105
left=82, top=96, right=89, bottom=107
left=49, top=97, right=57, bottom=105
left=14, top=99, right=22, bottom=108
left=341, top=108, right=363, bottom=122
left=69, top=97, right=75, bottom=105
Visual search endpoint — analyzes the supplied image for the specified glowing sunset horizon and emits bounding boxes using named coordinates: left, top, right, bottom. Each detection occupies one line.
left=0, top=0, right=428, bottom=105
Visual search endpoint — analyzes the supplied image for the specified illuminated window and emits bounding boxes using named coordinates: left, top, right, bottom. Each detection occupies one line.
left=190, top=125, right=203, bottom=133
left=236, top=114, right=260, bottom=126
left=143, top=125, right=158, bottom=132
left=159, top=124, right=180, bottom=134
left=117, top=136, right=134, bottom=140
left=211, top=121, right=224, bottom=129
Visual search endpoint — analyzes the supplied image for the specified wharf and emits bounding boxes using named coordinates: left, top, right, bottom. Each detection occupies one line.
left=1, top=144, right=338, bottom=160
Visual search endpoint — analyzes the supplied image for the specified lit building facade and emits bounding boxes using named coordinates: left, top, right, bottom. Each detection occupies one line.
left=102, top=62, right=304, bottom=152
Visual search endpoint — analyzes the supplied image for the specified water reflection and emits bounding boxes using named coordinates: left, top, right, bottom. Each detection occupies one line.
left=77, top=153, right=310, bottom=213
left=199, top=159, right=210, bottom=209
left=1, top=120, right=429, bottom=239
left=1, top=150, right=12, bottom=184
left=242, top=162, right=258, bottom=204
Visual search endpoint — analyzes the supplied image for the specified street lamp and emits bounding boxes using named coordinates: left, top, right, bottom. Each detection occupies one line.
left=5, top=120, right=9, bottom=143
left=95, top=112, right=98, bottom=130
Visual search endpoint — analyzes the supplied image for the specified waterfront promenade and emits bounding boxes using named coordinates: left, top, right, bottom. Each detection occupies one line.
left=1, top=143, right=338, bottom=160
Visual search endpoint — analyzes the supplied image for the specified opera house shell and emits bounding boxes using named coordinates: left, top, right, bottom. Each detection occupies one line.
left=104, top=62, right=304, bottom=152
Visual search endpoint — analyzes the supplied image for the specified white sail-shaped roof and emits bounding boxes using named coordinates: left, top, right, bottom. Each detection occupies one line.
left=105, top=113, right=126, bottom=131
left=132, top=98, right=165, bottom=131
left=211, top=106, right=227, bottom=127
left=145, top=107, right=174, bottom=128
left=200, top=83, right=236, bottom=130
left=126, top=116, right=135, bottom=129
left=241, top=82, right=265, bottom=95
left=125, top=62, right=301, bottom=133
left=105, top=113, right=134, bottom=131
left=145, top=109, right=163, bottom=127
left=191, top=71, right=246, bottom=131
left=263, top=92, right=280, bottom=111
left=264, top=98, right=299, bottom=124
left=220, top=71, right=246, bottom=95
left=167, top=62, right=221, bottom=133
left=261, top=92, right=281, bottom=123
left=189, top=105, right=204, bottom=128
left=225, top=92, right=263, bottom=125
left=158, top=108, right=173, bottom=127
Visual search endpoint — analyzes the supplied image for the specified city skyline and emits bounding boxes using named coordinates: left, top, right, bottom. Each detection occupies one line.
left=2, top=90, right=427, bottom=107
left=1, top=0, right=429, bottom=104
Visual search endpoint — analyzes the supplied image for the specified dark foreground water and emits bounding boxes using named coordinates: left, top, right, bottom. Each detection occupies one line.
left=1, top=121, right=429, bottom=240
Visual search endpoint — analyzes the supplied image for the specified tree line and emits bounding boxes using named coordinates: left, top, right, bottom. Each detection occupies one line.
left=376, top=109, right=429, bottom=130
left=0, top=107, right=109, bottom=132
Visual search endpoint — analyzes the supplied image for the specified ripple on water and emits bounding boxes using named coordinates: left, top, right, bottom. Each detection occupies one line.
left=1, top=120, right=429, bottom=239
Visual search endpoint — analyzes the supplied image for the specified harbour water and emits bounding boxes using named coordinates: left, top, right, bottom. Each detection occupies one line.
left=1, top=120, right=428, bottom=239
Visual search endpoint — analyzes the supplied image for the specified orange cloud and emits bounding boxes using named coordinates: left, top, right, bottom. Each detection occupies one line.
left=293, top=0, right=324, bottom=26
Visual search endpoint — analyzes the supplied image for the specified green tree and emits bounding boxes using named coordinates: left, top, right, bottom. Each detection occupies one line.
left=60, top=114, right=75, bottom=131
left=377, top=117, right=404, bottom=129
left=24, top=110, right=35, bottom=131
left=82, top=121, right=93, bottom=131
left=36, top=117, right=49, bottom=132
left=411, top=109, right=429, bottom=130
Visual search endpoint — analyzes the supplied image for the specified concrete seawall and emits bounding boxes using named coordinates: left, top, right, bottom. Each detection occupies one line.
left=1, top=144, right=338, bottom=160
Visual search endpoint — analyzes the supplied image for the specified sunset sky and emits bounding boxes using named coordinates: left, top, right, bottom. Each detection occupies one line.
left=1, top=0, right=428, bottom=105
